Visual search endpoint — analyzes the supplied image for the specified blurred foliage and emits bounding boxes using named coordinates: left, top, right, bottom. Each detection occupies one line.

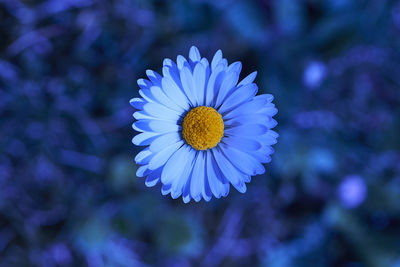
left=1, top=0, right=400, bottom=266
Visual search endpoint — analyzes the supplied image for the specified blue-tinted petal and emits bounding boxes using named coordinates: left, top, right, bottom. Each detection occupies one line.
left=224, top=114, right=271, bottom=127
left=161, top=76, right=190, bottom=111
left=222, top=136, right=261, bottom=151
left=132, top=132, right=160, bottom=146
left=148, top=141, right=183, bottom=170
left=139, top=88, right=157, bottom=103
left=180, top=64, right=198, bottom=106
left=161, top=183, right=172, bottom=195
left=146, top=69, right=162, bottom=86
left=189, top=46, right=201, bottom=63
left=150, top=132, right=181, bottom=152
left=135, top=147, right=153, bottom=165
left=130, top=98, right=146, bottom=110
left=145, top=167, right=162, bottom=187
left=169, top=147, right=196, bottom=199
left=212, top=148, right=246, bottom=193
left=150, top=86, right=184, bottom=113
left=149, top=120, right=180, bottom=133
left=206, top=150, right=229, bottom=198
left=136, top=165, right=150, bottom=177
left=132, top=120, right=153, bottom=132
left=218, top=83, right=258, bottom=114
left=220, top=144, right=265, bottom=175
left=177, top=55, right=188, bottom=70
left=190, top=151, right=206, bottom=202
left=137, top=78, right=152, bottom=89
left=133, top=110, right=155, bottom=121
left=224, top=98, right=269, bottom=120
left=214, top=64, right=241, bottom=108
left=238, top=71, right=257, bottom=87
left=193, top=63, right=207, bottom=106
left=143, top=103, right=181, bottom=122
left=205, top=63, right=225, bottom=106
left=211, top=50, right=223, bottom=71
left=225, top=124, right=268, bottom=137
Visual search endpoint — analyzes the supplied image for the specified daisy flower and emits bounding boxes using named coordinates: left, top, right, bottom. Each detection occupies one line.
left=130, top=46, right=278, bottom=203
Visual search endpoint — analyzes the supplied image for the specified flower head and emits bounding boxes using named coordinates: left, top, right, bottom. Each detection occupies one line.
left=130, top=46, right=278, bottom=203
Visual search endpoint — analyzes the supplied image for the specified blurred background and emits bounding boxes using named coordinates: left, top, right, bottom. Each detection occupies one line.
left=1, top=0, right=400, bottom=266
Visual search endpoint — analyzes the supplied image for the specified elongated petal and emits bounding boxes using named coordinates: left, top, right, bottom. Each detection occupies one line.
left=130, top=98, right=146, bottom=110
left=193, top=63, right=207, bottom=106
left=161, top=145, right=192, bottom=185
left=205, top=63, right=225, bottom=106
left=148, top=141, right=183, bottom=170
left=225, top=124, right=268, bottom=137
left=180, top=64, right=198, bottom=106
left=189, top=46, right=201, bottom=63
left=190, top=151, right=206, bottom=202
left=146, top=69, right=162, bottom=86
left=171, top=147, right=196, bottom=199
left=212, top=148, right=246, bottom=193
left=220, top=144, right=265, bottom=176
left=135, top=147, right=153, bottom=165
left=150, top=132, right=181, bottom=152
left=206, top=150, right=229, bottom=198
left=222, top=136, right=261, bottom=151
left=132, top=132, right=160, bottom=146
left=238, top=71, right=257, bottom=86
left=218, top=83, right=258, bottom=114
left=143, top=103, right=181, bottom=122
left=161, top=76, right=190, bottom=111
left=145, top=167, right=162, bottom=187
left=211, top=50, right=223, bottom=71
left=150, top=86, right=184, bottom=113
left=214, top=65, right=241, bottom=108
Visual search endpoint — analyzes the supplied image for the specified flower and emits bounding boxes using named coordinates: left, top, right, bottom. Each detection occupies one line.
left=130, top=46, right=278, bottom=203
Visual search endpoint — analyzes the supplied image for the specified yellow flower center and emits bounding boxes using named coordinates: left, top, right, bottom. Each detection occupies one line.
left=182, top=106, right=224, bottom=150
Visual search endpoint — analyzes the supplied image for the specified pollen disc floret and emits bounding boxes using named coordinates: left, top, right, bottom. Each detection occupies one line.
left=131, top=46, right=279, bottom=203
left=182, top=106, right=224, bottom=150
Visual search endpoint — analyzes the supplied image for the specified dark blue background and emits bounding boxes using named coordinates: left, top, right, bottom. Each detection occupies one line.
left=1, top=0, right=400, bottom=266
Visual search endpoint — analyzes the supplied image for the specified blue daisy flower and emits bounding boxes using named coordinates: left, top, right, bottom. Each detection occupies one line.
left=130, top=46, right=278, bottom=203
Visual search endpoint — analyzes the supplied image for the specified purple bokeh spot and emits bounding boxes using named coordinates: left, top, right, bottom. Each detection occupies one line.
left=303, top=61, right=326, bottom=89
left=338, top=175, right=367, bottom=208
